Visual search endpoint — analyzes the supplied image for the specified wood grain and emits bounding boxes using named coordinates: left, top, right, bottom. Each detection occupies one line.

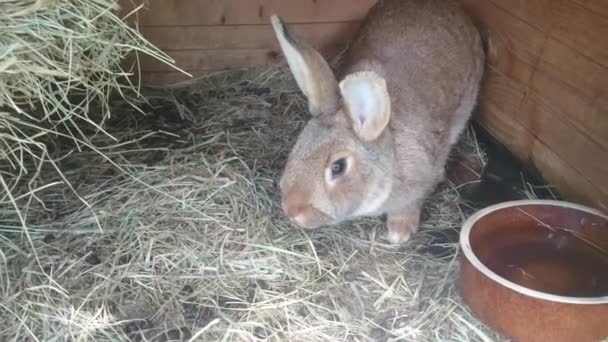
left=476, top=67, right=531, bottom=159
left=462, top=0, right=608, bottom=209
left=139, top=49, right=279, bottom=72
left=460, top=0, right=546, bottom=70
left=531, top=142, right=607, bottom=212
left=519, top=94, right=608, bottom=196
left=532, top=39, right=608, bottom=150
left=479, top=0, right=608, bottom=68
left=569, top=0, right=608, bottom=18
left=549, top=0, right=608, bottom=67
left=479, top=103, right=606, bottom=212
left=139, top=22, right=360, bottom=51
left=478, top=30, right=608, bottom=151
left=137, top=45, right=344, bottom=73
left=465, top=3, right=608, bottom=151
left=538, top=38, right=608, bottom=102
left=478, top=69, right=608, bottom=210
left=120, top=0, right=376, bottom=26
left=530, top=72, right=608, bottom=152
left=485, top=0, right=553, bottom=31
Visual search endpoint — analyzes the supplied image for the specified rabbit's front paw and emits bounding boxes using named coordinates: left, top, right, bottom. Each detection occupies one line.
left=385, top=210, right=420, bottom=245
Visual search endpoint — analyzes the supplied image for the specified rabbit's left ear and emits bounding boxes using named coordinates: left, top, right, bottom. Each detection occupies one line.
left=339, top=71, right=391, bottom=141
left=271, top=15, right=340, bottom=116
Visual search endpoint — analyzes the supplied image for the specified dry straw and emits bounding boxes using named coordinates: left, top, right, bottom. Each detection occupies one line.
left=0, top=0, right=178, bottom=221
left=0, top=61, right=508, bottom=341
left=0, top=1, right=512, bottom=339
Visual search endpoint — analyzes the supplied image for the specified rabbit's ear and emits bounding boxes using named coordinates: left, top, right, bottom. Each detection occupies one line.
left=339, top=71, right=391, bottom=141
left=271, top=15, right=340, bottom=116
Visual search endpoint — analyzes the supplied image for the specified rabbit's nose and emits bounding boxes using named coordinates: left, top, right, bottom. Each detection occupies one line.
left=281, top=193, right=309, bottom=222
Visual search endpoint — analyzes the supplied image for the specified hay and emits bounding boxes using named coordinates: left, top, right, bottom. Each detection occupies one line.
left=0, top=0, right=178, bottom=216
left=0, top=65, right=514, bottom=341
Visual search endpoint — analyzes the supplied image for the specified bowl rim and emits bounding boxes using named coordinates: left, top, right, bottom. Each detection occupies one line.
left=460, top=199, right=608, bottom=304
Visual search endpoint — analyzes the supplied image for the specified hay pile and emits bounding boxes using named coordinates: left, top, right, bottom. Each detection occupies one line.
left=0, top=0, right=175, bottom=209
left=0, top=62, right=521, bottom=341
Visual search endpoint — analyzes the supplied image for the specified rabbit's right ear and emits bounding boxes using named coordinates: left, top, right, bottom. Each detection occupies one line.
left=339, top=71, right=391, bottom=142
left=271, top=15, right=340, bottom=116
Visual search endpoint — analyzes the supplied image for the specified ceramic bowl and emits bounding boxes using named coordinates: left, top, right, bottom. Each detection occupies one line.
left=459, top=200, right=608, bottom=342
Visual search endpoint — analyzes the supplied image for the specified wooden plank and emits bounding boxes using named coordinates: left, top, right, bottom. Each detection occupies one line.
left=532, top=39, right=608, bottom=150
left=119, top=0, right=377, bottom=26
left=479, top=29, right=608, bottom=152
left=459, top=0, right=545, bottom=83
left=568, top=0, right=608, bottom=19
left=485, top=0, right=553, bottom=31
left=531, top=141, right=607, bottom=212
left=519, top=94, right=608, bottom=195
left=538, top=38, right=608, bottom=102
left=476, top=67, right=531, bottom=160
left=477, top=32, right=608, bottom=152
left=530, top=71, right=608, bottom=151
left=477, top=69, right=608, bottom=210
left=462, top=0, right=608, bottom=100
left=481, top=104, right=607, bottom=212
left=137, top=45, right=345, bottom=72
left=462, top=1, right=608, bottom=153
left=485, top=0, right=608, bottom=43
left=549, top=0, right=608, bottom=67
left=135, top=43, right=346, bottom=85
left=139, top=49, right=281, bottom=72
left=139, top=22, right=360, bottom=51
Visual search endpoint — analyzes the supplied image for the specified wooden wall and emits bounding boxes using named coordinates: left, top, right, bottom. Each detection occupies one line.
left=120, top=0, right=376, bottom=85
left=459, top=0, right=608, bottom=211
left=120, top=0, right=608, bottom=212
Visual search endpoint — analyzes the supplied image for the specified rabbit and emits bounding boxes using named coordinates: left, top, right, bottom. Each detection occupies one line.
left=272, top=0, right=484, bottom=244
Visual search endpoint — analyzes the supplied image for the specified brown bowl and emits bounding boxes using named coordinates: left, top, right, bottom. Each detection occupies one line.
left=459, top=200, right=608, bottom=342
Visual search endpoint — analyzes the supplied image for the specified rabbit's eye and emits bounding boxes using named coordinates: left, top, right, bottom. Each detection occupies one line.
left=331, top=158, right=347, bottom=178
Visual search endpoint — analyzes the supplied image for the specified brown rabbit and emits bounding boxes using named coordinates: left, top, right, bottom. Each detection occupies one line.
left=272, top=0, right=484, bottom=244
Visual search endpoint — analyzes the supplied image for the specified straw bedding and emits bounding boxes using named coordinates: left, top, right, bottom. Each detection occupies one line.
left=0, top=2, right=539, bottom=340
left=0, top=0, right=174, bottom=207
left=0, top=62, right=523, bottom=341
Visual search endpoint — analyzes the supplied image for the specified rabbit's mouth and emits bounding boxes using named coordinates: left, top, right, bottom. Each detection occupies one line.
left=288, top=205, right=336, bottom=229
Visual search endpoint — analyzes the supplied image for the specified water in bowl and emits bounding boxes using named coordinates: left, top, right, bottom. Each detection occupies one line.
left=484, top=229, right=608, bottom=297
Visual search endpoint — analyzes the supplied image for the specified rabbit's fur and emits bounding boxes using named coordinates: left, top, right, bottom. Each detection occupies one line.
left=273, top=0, right=484, bottom=244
